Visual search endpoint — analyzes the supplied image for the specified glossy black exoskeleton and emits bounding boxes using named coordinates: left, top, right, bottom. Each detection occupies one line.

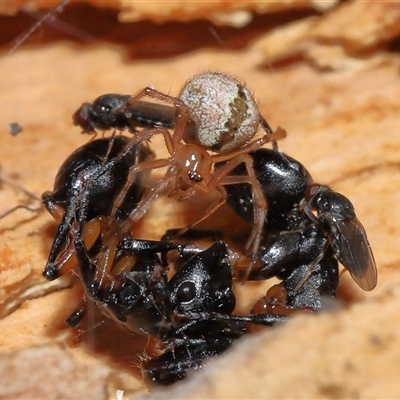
left=142, top=335, right=235, bottom=385
left=168, top=224, right=339, bottom=314
left=218, top=148, right=376, bottom=301
left=248, top=224, right=339, bottom=312
left=221, top=148, right=313, bottom=230
left=73, top=94, right=176, bottom=133
left=73, top=235, right=285, bottom=385
left=42, top=137, right=152, bottom=280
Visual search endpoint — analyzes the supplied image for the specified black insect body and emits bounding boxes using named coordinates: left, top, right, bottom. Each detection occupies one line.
left=72, top=235, right=286, bottom=385
left=142, top=335, right=235, bottom=385
left=244, top=183, right=377, bottom=315
left=73, top=94, right=177, bottom=133
left=222, top=148, right=313, bottom=231
left=42, top=72, right=378, bottom=387
left=301, top=183, right=377, bottom=291
left=213, top=146, right=376, bottom=320
left=281, top=248, right=339, bottom=311
left=42, top=137, right=152, bottom=281
left=222, top=147, right=376, bottom=290
left=249, top=225, right=339, bottom=315
left=74, top=238, right=235, bottom=383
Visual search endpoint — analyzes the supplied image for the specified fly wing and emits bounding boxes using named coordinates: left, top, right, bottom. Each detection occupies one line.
left=328, top=215, right=377, bottom=291
left=128, top=101, right=176, bottom=129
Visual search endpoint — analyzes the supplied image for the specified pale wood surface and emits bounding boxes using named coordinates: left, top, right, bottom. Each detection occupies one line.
left=0, top=1, right=399, bottom=398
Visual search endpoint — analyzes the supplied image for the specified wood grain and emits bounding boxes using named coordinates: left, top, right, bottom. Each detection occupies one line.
left=0, top=1, right=399, bottom=398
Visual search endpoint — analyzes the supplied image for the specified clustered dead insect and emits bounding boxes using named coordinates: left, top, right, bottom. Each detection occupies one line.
left=42, top=71, right=377, bottom=386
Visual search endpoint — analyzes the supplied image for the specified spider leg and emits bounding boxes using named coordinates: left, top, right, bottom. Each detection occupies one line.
left=110, top=156, right=172, bottom=225
left=110, top=125, right=179, bottom=223
left=124, top=87, right=190, bottom=147
left=175, top=185, right=227, bottom=238
left=211, top=126, right=287, bottom=164
left=212, top=153, right=267, bottom=280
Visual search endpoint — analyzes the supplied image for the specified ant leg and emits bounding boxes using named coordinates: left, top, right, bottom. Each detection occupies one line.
left=43, top=191, right=81, bottom=280
left=43, top=169, right=100, bottom=281
left=174, top=311, right=286, bottom=334
left=74, top=228, right=119, bottom=299
left=65, top=297, right=88, bottom=327
left=41, top=192, right=64, bottom=222
left=293, top=242, right=329, bottom=292
left=51, top=217, right=104, bottom=279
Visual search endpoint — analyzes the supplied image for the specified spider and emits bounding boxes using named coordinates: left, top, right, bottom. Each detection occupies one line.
left=74, top=72, right=287, bottom=272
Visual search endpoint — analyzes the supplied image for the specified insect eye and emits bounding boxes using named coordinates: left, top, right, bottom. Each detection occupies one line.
left=99, top=104, right=111, bottom=113
left=176, top=281, right=196, bottom=303
left=304, top=183, right=320, bottom=201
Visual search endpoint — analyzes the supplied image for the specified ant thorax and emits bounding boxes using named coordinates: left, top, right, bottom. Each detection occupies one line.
left=179, top=72, right=261, bottom=154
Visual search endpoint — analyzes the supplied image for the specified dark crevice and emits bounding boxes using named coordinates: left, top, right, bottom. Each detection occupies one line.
left=1, top=3, right=321, bottom=60
left=385, top=35, right=400, bottom=54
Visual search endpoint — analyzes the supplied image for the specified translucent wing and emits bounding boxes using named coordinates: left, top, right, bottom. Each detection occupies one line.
left=327, top=215, right=377, bottom=291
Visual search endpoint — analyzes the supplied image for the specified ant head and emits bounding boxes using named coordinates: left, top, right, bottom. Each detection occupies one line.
left=168, top=241, right=235, bottom=315
left=179, top=72, right=260, bottom=154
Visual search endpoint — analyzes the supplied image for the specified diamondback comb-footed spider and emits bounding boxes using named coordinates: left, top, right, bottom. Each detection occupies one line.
left=75, top=72, right=286, bottom=272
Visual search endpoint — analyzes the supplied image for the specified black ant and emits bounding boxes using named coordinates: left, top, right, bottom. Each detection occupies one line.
left=167, top=147, right=377, bottom=316
left=72, top=71, right=287, bottom=270
left=221, top=147, right=313, bottom=232
left=72, top=234, right=286, bottom=385
left=247, top=224, right=339, bottom=316
left=42, top=136, right=152, bottom=281
left=41, top=136, right=288, bottom=384
left=40, top=131, right=356, bottom=386
left=222, top=148, right=377, bottom=291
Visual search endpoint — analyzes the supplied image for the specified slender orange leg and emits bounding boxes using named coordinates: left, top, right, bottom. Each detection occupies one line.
left=108, top=86, right=193, bottom=222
